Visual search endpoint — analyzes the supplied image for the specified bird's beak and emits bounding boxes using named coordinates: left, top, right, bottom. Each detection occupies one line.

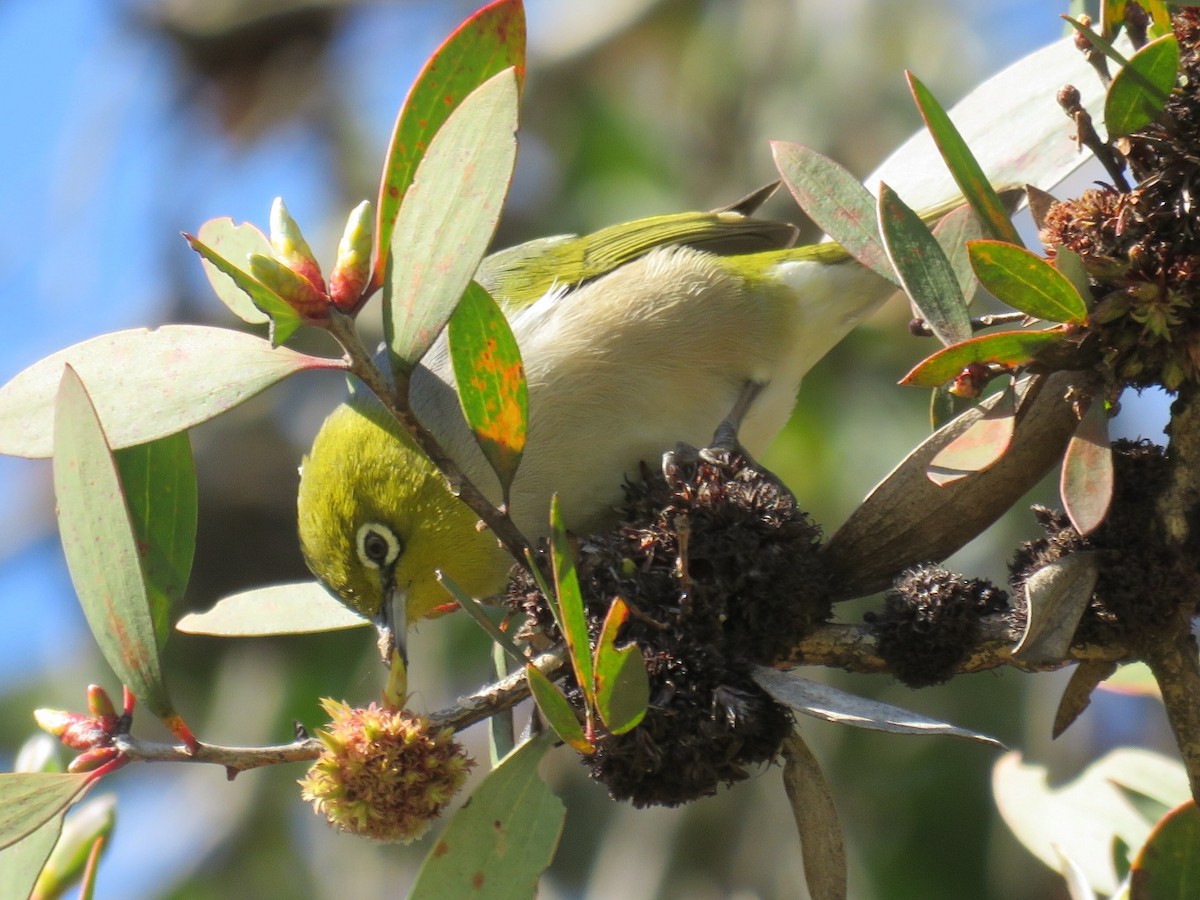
left=373, top=582, right=408, bottom=668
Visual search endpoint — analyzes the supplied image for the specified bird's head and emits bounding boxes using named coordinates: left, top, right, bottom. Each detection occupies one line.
left=297, top=399, right=512, bottom=660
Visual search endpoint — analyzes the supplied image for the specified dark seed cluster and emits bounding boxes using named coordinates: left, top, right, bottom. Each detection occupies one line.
left=508, top=446, right=831, bottom=807
left=1040, top=9, right=1200, bottom=391
left=1009, top=439, right=1200, bottom=649
left=864, top=564, right=1012, bottom=688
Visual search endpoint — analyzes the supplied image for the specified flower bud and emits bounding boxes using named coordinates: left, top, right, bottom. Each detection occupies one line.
left=67, top=745, right=120, bottom=774
left=299, top=699, right=474, bottom=843
left=249, top=253, right=330, bottom=321
left=328, top=200, right=374, bottom=313
left=270, top=197, right=326, bottom=294
left=87, top=684, right=118, bottom=731
left=35, top=709, right=106, bottom=751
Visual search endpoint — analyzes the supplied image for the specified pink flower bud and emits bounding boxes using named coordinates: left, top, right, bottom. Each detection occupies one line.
left=250, top=253, right=331, bottom=321
left=269, top=197, right=326, bottom=295
left=329, top=200, right=374, bottom=313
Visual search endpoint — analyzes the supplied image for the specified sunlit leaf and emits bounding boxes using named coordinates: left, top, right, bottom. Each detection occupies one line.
left=1106, top=34, right=1179, bottom=137
left=185, top=231, right=303, bottom=345
left=591, top=598, right=648, bottom=736
left=770, top=141, right=895, bottom=283
left=0, top=326, right=345, bottom=459
left=906, top=71, right=1024, bottom=246
left=1014, top=552, right=1101, bottom=664
left=1130, top=802, right=1200, bottom=898
left=115, top=432, right=196, bottom=648
left=191, top=218, right=271, bottom=325
left=900, top=329, right=1066, bottom=388
left=754, top=667, right=1002, bottom=746
left=781, top=731, right=846, bottom=900
left=932, top=202, right=988, bottom=306
left=372, top=0, right=525, bottom=292
left=411, top=734, right=564, bottom=900
left=30, top=795, right=115, bottom=900
left=54, top=367, right=181, bottom=731
left=928, top=381, right=1017, bottom=483
left=447, top=281, right=527, bottom=502
left=1054, top=246, right=1093, bottom=308
left=969, top=240, right=1089, bottom=324
left=524, top=664, right=592, bottom=756
left=993, top=748, right=1183, bottom=895
left=1102, top=0, right=1128, bottom=38
left=549, top=495, right=595, bottom=707
left=0, top=773, right=87, bottom=851
left=175, top=581, right=369, bottom=636
left=0, top=809, right=62, bottom=900
left=384, top=68, right=519, bottom=370
left=878, top=183, right=972, bottom=346
left=1061, top=401, right=1114, bottom=535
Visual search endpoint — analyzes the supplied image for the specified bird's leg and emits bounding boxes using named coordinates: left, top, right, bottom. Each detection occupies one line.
left=706, top=379, right=765, bottom=456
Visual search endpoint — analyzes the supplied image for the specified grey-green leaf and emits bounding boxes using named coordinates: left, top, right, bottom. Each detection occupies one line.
left=410, top=735, right=565, bottom=900
left=0, top=326, right=345, bottom=458
left=385, top=68, right=519, bottom=370
left=176, top=581, right=369, bottom=636
left=0, top=773, right=87, bottom=851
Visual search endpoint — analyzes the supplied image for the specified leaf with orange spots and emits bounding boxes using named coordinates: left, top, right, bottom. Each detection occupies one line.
left=448, top=281, right=527, bottom=503
left=591, top=598, right=648, bottom=736
left=900, top=329, right=1066, bottom=388
left=410, top=734, right=564, bottom=900
left=53, top=367, right=190, bottom=740
left=372, top=0, right=525, bottom=293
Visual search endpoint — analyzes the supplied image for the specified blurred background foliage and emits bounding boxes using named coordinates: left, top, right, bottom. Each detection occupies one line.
left=0, top=1, right=1176, bottom=897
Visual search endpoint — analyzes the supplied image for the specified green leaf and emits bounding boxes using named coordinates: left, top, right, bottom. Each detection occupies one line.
left=0, top=773, right=87, bottom=851
left=1130, top=802, right=1200, bottom=898
left=877, top=182, right=972, bottom=346
left=969, top=240, right=1089, bottom=324
left=524, top=664, right=592, bottom=755
left=900, top=329, right=1066, bottom=388
left=411, top=734, right=564, bottom=900
left=1102, top=0, right=1128, bottom=38
left=770, top=141, right=896, bottom=284
left=384, top=67, right=519, bottom=370
left=549, top=496, right=595, bottom=708
left=591, top=598, right=648, bottom=736
left=0, top=326, right=345, bottom=458
left=191, top=218, right=271, bottom=325
left=1054, top=245, right=1094, bottom=308
left=1106, top=34, right=1179, bottom=137
left=0, top=810, right=63, bottom=900
left=906, top=71, right=1024, bottom=246
left=54, top=367, right=180, bottom=728
left=447, top=281, right=528, bottom=502
left=185, top=231, right=303, bottom=345
left=928, top=380, right=1017, bottom=483
left=114, top=432, right=196, bottom=648
left=932, top=202, right=988, bottom=306
left=31, top=795, right=115, bottom=900
left=372, top=0, right=525, bottom=293
left=1061, top=400, right=1114, bottom=536
left=175, top=581, right=369, bottom=636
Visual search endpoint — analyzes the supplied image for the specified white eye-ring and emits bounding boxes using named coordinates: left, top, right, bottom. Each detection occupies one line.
left=356, top=522, right=401, bottom=569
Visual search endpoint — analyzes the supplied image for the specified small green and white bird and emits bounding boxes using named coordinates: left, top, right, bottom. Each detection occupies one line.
left=296, top=186, right=903, bottom=650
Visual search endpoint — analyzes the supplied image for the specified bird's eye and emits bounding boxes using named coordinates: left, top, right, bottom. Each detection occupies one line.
left=356, top=523, right=401, bottom=569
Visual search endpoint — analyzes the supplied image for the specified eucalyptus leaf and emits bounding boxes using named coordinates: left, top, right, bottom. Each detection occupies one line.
left=0, top=326, right=345, bottom=459
left=0, top=773, right=87, bottom=851
left=969, top=240, right=1089, bottom=325
left=1129, top=802, right=1200, bottom=899
left=900, top=329, right=1065, bottom=388
left=1105, top=34, right=1179, bottom=137
left=928, top=381, right=1017, bottom=483
left=549, top=495, right=594, bottom=707
left=175, top=581, right=369, bottom=636
left=0, top=809, right=62, bottom=900
left=410, top=735, right=565, bottom=900
left=781, top=731, right=847, bottom=900
left=191, top=218, right=272, bottom=325
left=1061, top=402, right=1114, bottom=536
left=753, top=667, right=1002, bottom=746
left=1014, top=552, right=1101, bottom=663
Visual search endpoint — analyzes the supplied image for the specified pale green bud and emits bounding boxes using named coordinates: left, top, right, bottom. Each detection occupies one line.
left=329, top=200, right=374, bottom=313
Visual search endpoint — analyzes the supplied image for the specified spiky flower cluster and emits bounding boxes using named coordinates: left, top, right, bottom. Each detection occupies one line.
left=1040, top=9, right=1200, bottom=391
left=299, top=699, right=473, bottom=843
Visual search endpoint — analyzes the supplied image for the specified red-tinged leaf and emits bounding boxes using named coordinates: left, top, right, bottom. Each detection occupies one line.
left=372, top=0, right=526, bottom=293
left=115, top=432, right=196, bottom=649
left=1106, top=34, right=1179, bottom=137
left=524, top=664, right=592, bottom=755
left=1130, top=802, right=1200, bottom=897
left=780, top=731, right=847, bottom=900
left=928, top=381, right=1017, bottom=484
left=931, top=202, right=988, bottom=307
left=591, top=598, right=648, bottom=736
left=53, top=367, right=182, bottom=730
left=906, top=71, right=1024, bottom=247
left=770, top=141, right=896, bottom=284
left=900, top=329, right=1066, bottom=388
left=1061, top=400, right=1114, bottom=535
left=549, top=496, right=594, bottom=708
left=878, top=182, right=972, bottom=346
left=185, top=232, right=303, bottom=346
left=0, top=326, right=345, bottom=459
left=385, top=68, right=519, bottom=369
left=447, top=281, right=527, bottom=503
left=0, top=773, right=88, bottom=850
left=969, top=240, right=1089, bottom=324
left=410, top=734, right=565, bottom=900
left=176, top=582, right=369, bottom=636
left=191, top=219, right=271, bottom=326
